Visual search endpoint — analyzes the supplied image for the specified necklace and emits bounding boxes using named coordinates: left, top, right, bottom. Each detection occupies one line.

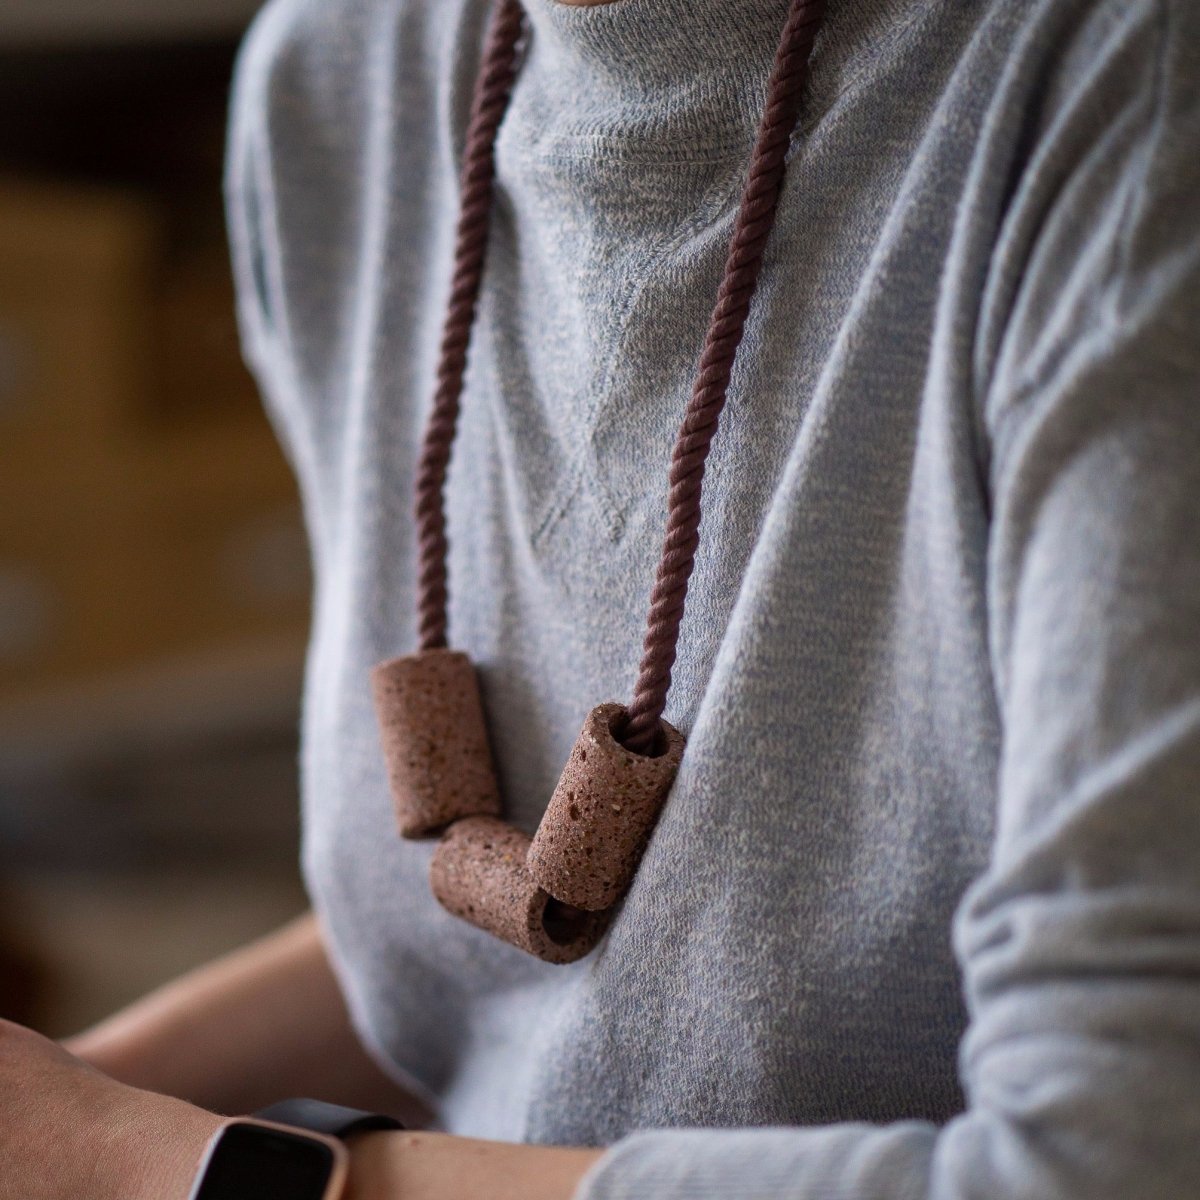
left=372, top=0, right=826, bottom=962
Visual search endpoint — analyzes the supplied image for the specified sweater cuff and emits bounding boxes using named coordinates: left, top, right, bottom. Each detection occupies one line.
left=574, top=1123, right=938, bottom=1200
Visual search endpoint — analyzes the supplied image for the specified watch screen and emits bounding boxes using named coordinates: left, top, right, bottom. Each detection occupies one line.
left=193, top=1123, right=336, bottom=1200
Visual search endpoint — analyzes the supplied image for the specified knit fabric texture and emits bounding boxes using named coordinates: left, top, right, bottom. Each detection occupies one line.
left=225, top=0, right=1200, bottom=1196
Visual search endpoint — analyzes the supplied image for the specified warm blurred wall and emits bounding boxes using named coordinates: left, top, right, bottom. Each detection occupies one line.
left=0, top=179, right=309, bottom=697
left=0, top=6, right=312, bottom=1036
left=0, top=0, right=264, bottom=46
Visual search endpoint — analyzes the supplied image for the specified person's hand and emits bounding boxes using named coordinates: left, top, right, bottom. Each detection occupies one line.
left=0, top=1018, right=221, bottom=1200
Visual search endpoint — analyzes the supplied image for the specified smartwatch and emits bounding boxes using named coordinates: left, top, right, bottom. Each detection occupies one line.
left=187, top=1100, right=405, bottom=1200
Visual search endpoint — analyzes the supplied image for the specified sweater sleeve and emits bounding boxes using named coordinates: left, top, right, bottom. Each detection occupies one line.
left=577, top=5, right=1200, bottom=1200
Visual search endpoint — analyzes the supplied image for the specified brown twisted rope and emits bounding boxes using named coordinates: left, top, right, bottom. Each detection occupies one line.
left=622, top=0, right=826, bottom=753
left=414, top=0, right=827, bottom=752
left=416, top=0, right=525, bottom=650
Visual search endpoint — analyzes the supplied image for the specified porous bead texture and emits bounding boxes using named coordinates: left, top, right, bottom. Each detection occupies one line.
left=527, top=703, right=686, bottom=912
left=430, top=817, right=610, bottom=964
left=370, top=649, right=502, bottom=839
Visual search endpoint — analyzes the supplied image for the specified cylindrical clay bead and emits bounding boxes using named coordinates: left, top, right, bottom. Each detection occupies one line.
left=430, top=817, right=609, bottom=964
left=527, top=703, right=685, bottom=912
left=371, top=649, right=502, bottom=839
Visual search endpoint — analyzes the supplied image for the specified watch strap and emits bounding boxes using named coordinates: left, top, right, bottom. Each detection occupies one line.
left=254, top=1099, right=405, bottom=1140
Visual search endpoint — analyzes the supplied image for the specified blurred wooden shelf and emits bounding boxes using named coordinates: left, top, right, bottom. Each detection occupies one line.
left=0, top=14, right=312, bottom=1044
left=0, top=178, right=311, bottom=702
left=0, top=631, right=307, bottom=775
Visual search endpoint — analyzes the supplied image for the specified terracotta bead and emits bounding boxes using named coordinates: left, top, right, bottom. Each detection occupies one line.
left=527, top=703, right=685, bottom=912
left=370, top=649, right=502, bottom=839
left=429, top=817, right=609, bottom=963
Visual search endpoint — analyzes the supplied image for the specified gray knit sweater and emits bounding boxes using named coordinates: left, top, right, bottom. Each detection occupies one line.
left=225, top=0, right=1200, bottom=1196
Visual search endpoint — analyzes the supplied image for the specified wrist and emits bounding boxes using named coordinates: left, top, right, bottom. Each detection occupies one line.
left=340, top=1131, right=604, bottom=1200
left=342, top=1129, right=422, bottom=1200
left=118, top=1091, right=224, bottom=1200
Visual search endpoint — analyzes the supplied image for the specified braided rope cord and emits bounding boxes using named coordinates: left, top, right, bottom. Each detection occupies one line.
left=415, top=0, right=525, bottom=650
left=413, top=0, right=827, bottom=754
left=621, top=0, right=826, bottom=753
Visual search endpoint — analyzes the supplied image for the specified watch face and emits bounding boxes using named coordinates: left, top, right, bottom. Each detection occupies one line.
left=192, top=1123, right=338, bottom=1200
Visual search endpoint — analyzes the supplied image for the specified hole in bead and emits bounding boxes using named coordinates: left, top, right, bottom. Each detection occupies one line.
left=541, top=899, right=592, bottom=946
left=609, top=707, right=670, bottom=759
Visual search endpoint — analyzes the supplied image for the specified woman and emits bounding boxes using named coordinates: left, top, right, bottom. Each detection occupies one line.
left=4, top=0, right=1199, bottom=1196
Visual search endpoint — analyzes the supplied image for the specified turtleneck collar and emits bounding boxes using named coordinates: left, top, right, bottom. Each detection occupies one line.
left=512, top=0, right=935, bottom=155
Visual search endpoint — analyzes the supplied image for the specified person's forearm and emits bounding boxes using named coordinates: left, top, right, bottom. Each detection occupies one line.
left=64, top=911, right=429, bottom=1123
left=342, top=1132, right=604, bottom=1200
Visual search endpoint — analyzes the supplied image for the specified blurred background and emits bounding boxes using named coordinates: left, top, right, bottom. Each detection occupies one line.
left=0, top=0, right=312, bottom=1037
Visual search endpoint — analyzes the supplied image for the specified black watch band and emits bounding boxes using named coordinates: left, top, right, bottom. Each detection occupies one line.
left=254, top=1099, right=406, bottom=1140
